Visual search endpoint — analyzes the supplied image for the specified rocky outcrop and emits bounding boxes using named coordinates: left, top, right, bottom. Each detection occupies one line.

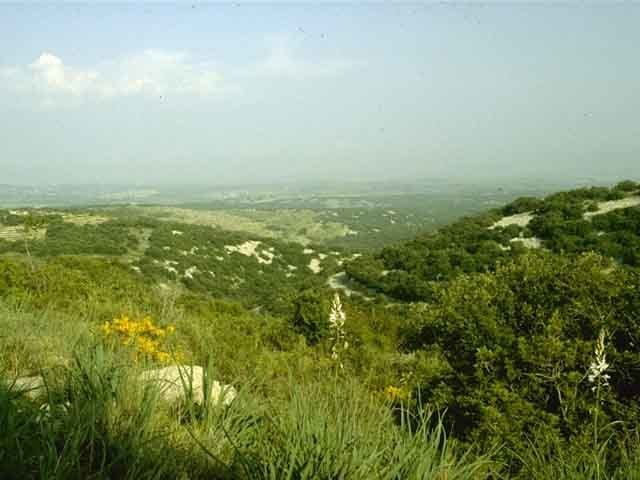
left=7, top=365, right=236, bottom=406
left=8, top=375, right=47, bottom=399
left=138, top=365, right=236, bottom=406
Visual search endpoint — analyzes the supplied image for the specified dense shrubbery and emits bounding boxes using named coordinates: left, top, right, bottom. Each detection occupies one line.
left=401, top=253, right=640, bottom=455
left=137, top=222, right=333, bottom=315
left=347, top=181, right=640, bottom=300
left=346, top=212, right=513, bottom=300
left=33, top=220, right=137, bottom=256
left=290, top=288, right=330, bottom=345
left=0, top=217, right=137, bottom=256
left=0, top=256, right=155, bottom=314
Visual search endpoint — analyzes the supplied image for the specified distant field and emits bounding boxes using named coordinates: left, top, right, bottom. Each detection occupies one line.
left=0, top=226, right=46, bottom=242
left=93, top=188, right=531, bottom=251
left=1, top=183, right=553, bottom=261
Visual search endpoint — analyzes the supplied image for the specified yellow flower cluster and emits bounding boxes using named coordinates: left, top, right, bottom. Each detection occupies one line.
left=101, top=315, right=180, bottom=364
left=384, top=385, right=409, bottom=403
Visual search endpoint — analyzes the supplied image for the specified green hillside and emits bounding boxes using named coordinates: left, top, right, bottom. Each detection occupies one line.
left=346, top=180, right=640, bottom=300
left=1, top=181, right=640, bottom=479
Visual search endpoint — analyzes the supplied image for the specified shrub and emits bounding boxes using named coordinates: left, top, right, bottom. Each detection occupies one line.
left=290, top=289, right=329, bottom=345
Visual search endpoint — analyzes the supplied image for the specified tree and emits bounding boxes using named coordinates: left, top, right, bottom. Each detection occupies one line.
left=23, top=213, right=45, bottom=271
left=290, top=289, right=329, bottom=345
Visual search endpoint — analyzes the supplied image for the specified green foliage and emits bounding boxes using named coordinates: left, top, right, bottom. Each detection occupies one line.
left=347, top=181, right=640, bottom=300
left=402, top=251, right=640, bottom=469
left=0, top=353, right=494, bottom=480
left=2, top=180, right=640, bottom=477
left=346, top=211, right=513, bottom=300
left=614, top=180, right=639, bottom=193
left=136, top=222, right=333, bottom=314
left=0, top=256, right=156, bottom=315
left=501, top=196, right=543, bottom=216
left=35, top=220, right=137, bottom=256
left=290, top=289, right=330, bottom=345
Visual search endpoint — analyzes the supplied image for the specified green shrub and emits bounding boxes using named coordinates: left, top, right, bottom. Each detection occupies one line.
left=290, top=288, right=330, bottom=345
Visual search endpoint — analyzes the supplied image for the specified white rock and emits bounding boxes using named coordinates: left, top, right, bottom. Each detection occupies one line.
left=308, top=258, right=322, bottom=274
left=225, top=240, right=274, bottom=264
left=584, top=196, right=640, bottom=219
left=510, top=236, right=542, bottom=249
left=184, top=266, right=198, bottom=279
left=8, top=375, right=46, bottom=399
left=139, top=365, right=236, bottom=406
left=7, top=366, right=237, bottom=407
left=489, top=212, right=534, bottom=230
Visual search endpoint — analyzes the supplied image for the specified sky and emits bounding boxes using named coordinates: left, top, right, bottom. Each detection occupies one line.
left=1, top=2, right=639, bottom=185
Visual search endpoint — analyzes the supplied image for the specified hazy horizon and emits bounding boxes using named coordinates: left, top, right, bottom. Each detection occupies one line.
left=2, top=2, right=639, bottom=185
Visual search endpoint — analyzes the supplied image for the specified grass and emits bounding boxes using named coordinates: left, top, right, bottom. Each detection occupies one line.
left=0, top=339, right=494, bottom=479
left=1, top=300, right=639, bottom=479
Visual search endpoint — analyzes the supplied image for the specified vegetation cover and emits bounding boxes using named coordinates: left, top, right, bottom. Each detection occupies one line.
left=1, top=181, right=640, bottom=479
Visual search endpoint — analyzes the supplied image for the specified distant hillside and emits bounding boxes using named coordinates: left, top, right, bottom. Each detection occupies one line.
left=345, top=180, right=640, bottom=301
left=0, top=212, right=345, bottom=314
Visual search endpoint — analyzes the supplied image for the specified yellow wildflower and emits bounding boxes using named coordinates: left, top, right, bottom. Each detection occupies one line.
left=385, top=385, right=409, bottom=402
left=100, top=314, right=178, bottom=365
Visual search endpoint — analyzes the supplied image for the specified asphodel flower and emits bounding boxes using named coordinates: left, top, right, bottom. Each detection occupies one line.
left=587, top=329, right=611, bottom=391
left=328, top=293, right=347, bottom=367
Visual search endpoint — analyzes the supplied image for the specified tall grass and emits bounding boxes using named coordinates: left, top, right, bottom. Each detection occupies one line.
left=0, top=343, right=493, bottom=479
left=514, top=431, right=640, bottom=480
left=1, top=303, right=638, bottom=479
left=219, top=380, right=494, bottom=480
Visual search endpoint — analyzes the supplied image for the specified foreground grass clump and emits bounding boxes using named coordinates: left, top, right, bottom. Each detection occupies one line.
left=0, top=344, right=491, bottom=480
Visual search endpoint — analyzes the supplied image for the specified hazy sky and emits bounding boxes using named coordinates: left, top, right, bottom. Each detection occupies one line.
left=1, top=2, right=639, bottom=185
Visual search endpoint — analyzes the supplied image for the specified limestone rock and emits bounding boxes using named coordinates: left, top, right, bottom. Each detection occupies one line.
left=138, top=365, right=236, bottom=406
left=7, top=365, right=236, bottom=407
left=9, top=375, right=46, bottom=399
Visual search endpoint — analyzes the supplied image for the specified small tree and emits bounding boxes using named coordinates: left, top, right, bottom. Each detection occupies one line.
left=23, top=213, right=45, bottom=272
left=290, top=289, right=329, bottom=345
left=614, top=180, right=638, bottom=192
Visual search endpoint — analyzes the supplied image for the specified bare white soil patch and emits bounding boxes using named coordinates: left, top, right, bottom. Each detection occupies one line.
left=489, top=212, right=534, bottom=230
left=225, top=240, right=274, bottom=264
left=184, top=266, right=198, bottom=279
left=510, top=237, right=542, bottom=249
left=0, top=226, right=46, bottom=241
left=260, top=249, right=275, bottom=264
left=584, top=196, right=640, bottom=219
left=62, top=214, right=109, bottom=226
left=308, top=258, right=322, bottom=274
left=327, top=272, right=372, bottom=300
